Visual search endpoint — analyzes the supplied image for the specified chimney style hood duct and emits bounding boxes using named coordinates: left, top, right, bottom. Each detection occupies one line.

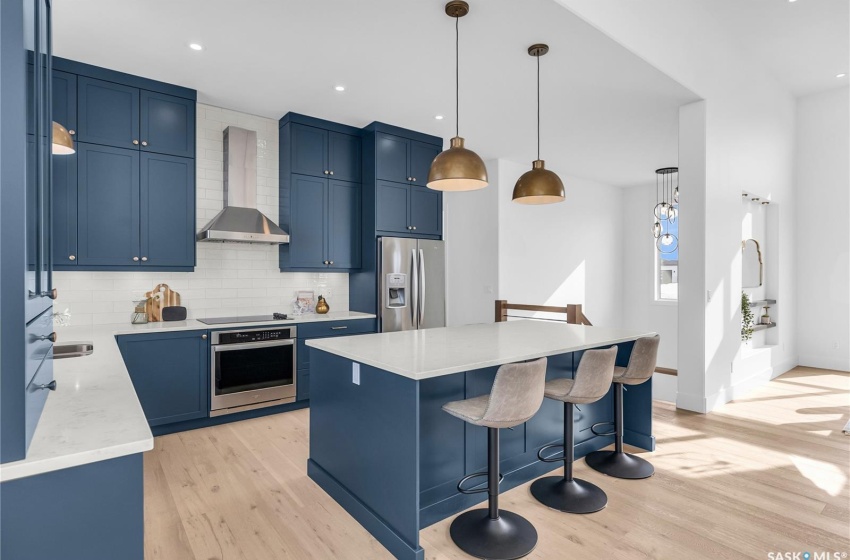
left=197, top=126, right=289, bottom=244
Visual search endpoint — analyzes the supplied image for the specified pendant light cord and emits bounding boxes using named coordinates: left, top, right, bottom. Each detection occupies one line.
left=455, top=16, right=460, bottom=138
left=537, top=53, right=541, bottom=161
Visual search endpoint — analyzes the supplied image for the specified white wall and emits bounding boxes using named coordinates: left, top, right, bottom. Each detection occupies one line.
left=497, top=160, right=624, bottom=328
left=444, top=159, right=500, bottom=327
left=795, top=87, right=850, bottom=371
left=53, top=104, right=349, bottom=325
left=558, top=1, right=798, bottom=411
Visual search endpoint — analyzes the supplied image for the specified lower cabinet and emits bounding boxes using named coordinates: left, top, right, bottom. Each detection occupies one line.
left=117, top=330, right=209, bottom=427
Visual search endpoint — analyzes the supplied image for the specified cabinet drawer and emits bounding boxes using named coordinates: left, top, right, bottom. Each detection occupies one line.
left=297, top=319, right=376, bottom=340
left=26, top=308, right=54, bottom=385
left=25, top=354, right=53, bottom=446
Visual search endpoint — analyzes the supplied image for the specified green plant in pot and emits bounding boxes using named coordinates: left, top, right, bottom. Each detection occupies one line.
left=741, top=292, right=755, bottom=341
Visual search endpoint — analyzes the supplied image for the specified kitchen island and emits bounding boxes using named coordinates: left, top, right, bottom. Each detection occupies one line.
left=306, top=320, right=657, bottom=560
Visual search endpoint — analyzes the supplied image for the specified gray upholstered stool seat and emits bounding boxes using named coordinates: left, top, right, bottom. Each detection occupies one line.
left=442, top=357, right=548, bottom=560
left=531, top=346, right=618, bottom=514
left=585, top=335, right=660, bottom=479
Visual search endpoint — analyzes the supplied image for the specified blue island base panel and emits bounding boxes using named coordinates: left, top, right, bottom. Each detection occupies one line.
left=307, top=342, right=654, bottom=560
left=0, top=454, right=144, bottom=560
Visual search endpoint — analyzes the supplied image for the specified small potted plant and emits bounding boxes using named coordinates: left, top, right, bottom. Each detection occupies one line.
left=741, top=292, right=755, bottom=342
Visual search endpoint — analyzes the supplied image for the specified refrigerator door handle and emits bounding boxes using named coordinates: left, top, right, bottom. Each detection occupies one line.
left=419, top=249, right=425, bottom=327
left=411, top=248, right=418, bottom=327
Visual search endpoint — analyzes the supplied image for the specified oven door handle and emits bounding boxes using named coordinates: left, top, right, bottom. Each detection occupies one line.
left=212, top=339, right=295, bottom=352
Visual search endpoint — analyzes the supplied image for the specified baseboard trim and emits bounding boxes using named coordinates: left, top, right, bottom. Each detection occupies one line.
left=706, top=357, right=799, bottom=411
left=798, top=354, right=850, bottom=373
left=676, top=391, right=707, bottom=414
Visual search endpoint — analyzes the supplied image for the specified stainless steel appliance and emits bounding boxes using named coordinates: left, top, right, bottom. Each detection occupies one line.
left=197, top=313, right=288, bottom=326
left=210, top=326, right=296, bottom=416
left=379, top=237, right=446, bottom=332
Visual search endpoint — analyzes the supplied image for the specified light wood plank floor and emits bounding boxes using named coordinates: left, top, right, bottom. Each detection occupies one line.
left=144, top=366, right=850, bottom=559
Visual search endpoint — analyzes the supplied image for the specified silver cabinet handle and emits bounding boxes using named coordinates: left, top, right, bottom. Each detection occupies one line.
left=133, top=257, right=139, bottom=262
left=324, top=170, right=329, bottom=175
left=412, top=226, right=417, bottom=230
left=330, top=326, right=348, bottom=330
left=407, top=226, right=413, bottom=230
left=39, top=332, right=57, bottom=343
left=412, top=177, right=417, bottom=182
left=68, top=129, right=75, bottom=136
left=68, top=255, right=76, bottom=261
left=407, top=176, right=412, bottom=181
left=141, top=141, right=148, bottom=147
left=141, top=257, right=148, bottom=262
left=132, top=140, right=139, bottom=145
left=36, top=380, right=57, bottom=391
left=329, top=261, right=334, bottom=265
left=329, top=171, right=334, bottom=175
left=202, top=334, right=208, bottom=340
left=323, top=260, right=328, bottom=265
left=39, top=288, right=58, bottom=300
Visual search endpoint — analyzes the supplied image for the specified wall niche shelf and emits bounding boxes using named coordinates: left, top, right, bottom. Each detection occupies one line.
left=748, top=299, right=777, bottom=307
left=752, top=322, right=777, bottom=332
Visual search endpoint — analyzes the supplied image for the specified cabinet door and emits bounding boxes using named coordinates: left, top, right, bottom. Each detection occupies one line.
left=117, top=331, right=209, bottom=426
left=375, top=133, right=410, bottom=183
left=409, top=141, right=440, bottom=185
left=140, top=90, right=195, bottom=158
left=29, top=69, right=77, bottom=136
left=376, top=180, right=410, bottom=234
left=410, top=186, right=441, bottom=237
left=140, top=153, right=195, bottom=267
left=328, top=131, right=361, bottom=183
left=77, top=77, right=140, bottom=149
left=328, top=180, right=361, bottom=269
left=76, top=143, right=140, bottom=266
left=291, top=124, right=328, bottom=178
left=288, top=175, right=328, bottom=268
left=52, top=151, right=78, bottom=266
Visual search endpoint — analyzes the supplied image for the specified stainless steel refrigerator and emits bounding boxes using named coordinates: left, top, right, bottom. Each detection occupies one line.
left=378, top=237, right=446, bottom=332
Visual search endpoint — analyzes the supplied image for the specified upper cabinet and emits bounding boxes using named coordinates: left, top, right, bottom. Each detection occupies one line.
left=279, top=114, right=363, bottom=272
left=289, top=122, right=361, bottom=183
left=367, top=124, right=443, bottom=239
left=48, top=57, right=197, bottom=271
left=77, top=77, right=195, bottom=158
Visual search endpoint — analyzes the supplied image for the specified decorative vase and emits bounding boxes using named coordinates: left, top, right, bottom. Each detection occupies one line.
left=761, top=306, right=772, bottom=325
left=316, top=295, right=329, bottom=314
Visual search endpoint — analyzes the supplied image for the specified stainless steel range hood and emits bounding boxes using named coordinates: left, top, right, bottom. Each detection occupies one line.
left=197, top=126, right=289, bottom=244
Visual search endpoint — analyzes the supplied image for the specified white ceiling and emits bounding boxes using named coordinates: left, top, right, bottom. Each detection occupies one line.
left=707, top=0, right=849, bottom=97
left=53, top=0, right=700, bottom=187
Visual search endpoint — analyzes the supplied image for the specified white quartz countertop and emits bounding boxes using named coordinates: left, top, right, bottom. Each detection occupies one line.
left=0, top=310, right=375, bottom=482
left=306, top=320, right=656, bottom=380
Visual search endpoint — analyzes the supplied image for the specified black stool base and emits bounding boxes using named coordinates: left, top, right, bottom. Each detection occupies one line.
left=449, top=509, right=537, bottom=560
left=585, top=450, right=655, bottom=479
left=530, top=476, right=608, bottom=513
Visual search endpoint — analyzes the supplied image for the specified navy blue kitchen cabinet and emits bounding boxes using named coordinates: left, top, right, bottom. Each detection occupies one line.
left=140, top=152, right=195, bottom=266
left=140, top=90, right=195, bottom=158
left=376, top=133, right=441, bottom=186
left=280, top=113, right=363, bottom=272
left=409, top=186, right=442, bottom=237
left=117, top=330, right=209, bottom=427
left=375, top=180, right=410, bottom=234
left=77, top=76, right=140, bottom=149
left=76, top=143, right=140, bottom=267
left=27, top=68, right=76, bottom=136
left=48, top=57, right=197, bottom=271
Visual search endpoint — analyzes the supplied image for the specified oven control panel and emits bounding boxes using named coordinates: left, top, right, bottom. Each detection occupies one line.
left=215, top=327, right=296, bottom=345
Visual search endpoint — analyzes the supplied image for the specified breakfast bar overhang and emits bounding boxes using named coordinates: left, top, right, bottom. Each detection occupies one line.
left=306, top=321, right=656, bottom=560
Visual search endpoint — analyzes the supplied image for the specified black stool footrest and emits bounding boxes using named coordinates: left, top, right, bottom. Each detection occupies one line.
left=457, top=471, right=504, bottom=495
left=537, top=443, right=566, bottom=463
left=590, top=421, right=616, bottom=437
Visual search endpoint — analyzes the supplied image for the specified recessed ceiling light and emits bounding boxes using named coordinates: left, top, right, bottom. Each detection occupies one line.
left=788, top=0, right=797, bottom=3
left=435, top=115, right=444, bottom=120
left=334, top=85, right=345, bottom=92
left=837, top=73, right=847, bottom=78
left=189, top=43, right=203, bottom=51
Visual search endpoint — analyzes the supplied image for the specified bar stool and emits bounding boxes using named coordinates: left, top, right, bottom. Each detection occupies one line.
left=585, top=335, right=660, bottom=479
left=442, top=357, right=548, bottom=560
left=530, top=346, right=618, bottom=514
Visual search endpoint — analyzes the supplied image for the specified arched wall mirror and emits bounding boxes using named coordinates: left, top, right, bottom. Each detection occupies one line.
left=742, top=239, right=763, bottom=288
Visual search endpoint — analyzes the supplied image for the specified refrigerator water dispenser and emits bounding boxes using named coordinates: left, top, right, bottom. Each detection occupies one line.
left=386, top=273, right=408, bottom=308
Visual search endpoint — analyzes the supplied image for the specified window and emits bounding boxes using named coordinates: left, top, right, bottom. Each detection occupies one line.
left=656, top=216, right=678, bottom=301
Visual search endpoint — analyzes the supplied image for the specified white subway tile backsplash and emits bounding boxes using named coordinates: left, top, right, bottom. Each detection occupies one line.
left=54, top=103, right=349, bottom=326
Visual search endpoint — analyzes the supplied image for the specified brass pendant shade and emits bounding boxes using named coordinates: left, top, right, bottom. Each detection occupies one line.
left=52, top=121, right=75, bottom=155
left=427, top=1, right=488, bottom=192
left=427, top=136, right=488, bottom=191
left=512, top=160, right=564, bottom=204
left=512, top=44, right=564, bottom=204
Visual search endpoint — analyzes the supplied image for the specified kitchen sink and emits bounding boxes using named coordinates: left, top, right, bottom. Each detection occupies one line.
left=53, top=342, right=94, bottom=359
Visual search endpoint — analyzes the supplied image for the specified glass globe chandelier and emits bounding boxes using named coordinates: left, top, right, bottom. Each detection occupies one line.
left=653, top=167, right=678, bottom=253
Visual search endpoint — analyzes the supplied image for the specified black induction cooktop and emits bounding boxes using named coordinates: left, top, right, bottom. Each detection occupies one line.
left=196, top=313, right=288, bottom=325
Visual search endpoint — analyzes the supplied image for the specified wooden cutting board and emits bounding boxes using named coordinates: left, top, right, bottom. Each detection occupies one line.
left=145, top=284, right=181, bottom=322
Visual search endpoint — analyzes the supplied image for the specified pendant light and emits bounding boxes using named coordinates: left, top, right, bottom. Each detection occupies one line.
left=653, top=167, right=678, bottom=253
left=52, top=121, right=75, bottom=155
left=512, top=44, right=565, bottom=204
left=427, top=1, right=488, bottom=192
